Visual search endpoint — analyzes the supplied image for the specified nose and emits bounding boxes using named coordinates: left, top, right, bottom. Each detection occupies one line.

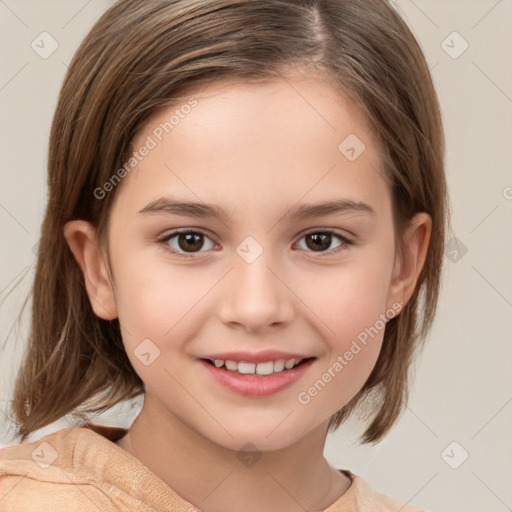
left=216, top=252, right=295, bottom=333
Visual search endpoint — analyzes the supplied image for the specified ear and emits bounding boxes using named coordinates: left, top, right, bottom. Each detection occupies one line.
left=63, top=220, right=118, bottom=320
left=386, top=212, right=432, bottom=310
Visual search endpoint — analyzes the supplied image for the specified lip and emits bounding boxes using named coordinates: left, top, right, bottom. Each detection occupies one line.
left=200, top=357, right=316, bottom=397
left=201, top=350, right=312, bottom=364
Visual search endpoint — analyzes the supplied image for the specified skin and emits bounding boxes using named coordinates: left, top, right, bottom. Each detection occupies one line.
left=64, top=73, right=431, bottom=512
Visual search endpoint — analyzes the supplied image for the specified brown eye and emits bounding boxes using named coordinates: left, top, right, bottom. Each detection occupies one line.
left=160, top=230, right=216, bottom=256
left=305, top=233, right=333, bottom=252
left=296, top=230, right=351, bottom=254
left=176, top=232, right=204, bottom=252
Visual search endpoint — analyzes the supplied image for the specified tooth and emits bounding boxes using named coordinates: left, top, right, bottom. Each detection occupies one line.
left=273, top=360, right=286, bottom=372
left=225, top=360, right=238, bottom=371
left=256, top=361, right=274, bottom=375
left=238, top=362, right=256, bottom=374
left=219, top=358, right=307, bottom=374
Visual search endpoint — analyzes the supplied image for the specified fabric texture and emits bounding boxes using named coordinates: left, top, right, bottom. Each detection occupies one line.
left=0, top=423, right=423, bottom=511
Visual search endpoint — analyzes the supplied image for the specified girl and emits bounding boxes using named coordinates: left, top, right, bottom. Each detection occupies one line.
left=0, top=0, right=449, bottom=510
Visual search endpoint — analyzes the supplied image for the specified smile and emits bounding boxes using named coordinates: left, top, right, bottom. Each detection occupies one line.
left=200, top=357, right=316, bottom=396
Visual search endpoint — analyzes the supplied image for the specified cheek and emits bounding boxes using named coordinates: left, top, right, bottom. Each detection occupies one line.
left=291, top=256, right=392, bottom=411
left=112, top=245, right=195, bottom=316
left=111, top=260, right=206, bottom=397
left=297, top=253, right=392, bottom=343
left=297, top=302, right=386, bottom=419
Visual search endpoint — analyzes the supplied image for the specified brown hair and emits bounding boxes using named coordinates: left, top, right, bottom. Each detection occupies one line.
left=7, top=0, right=450, bottom=444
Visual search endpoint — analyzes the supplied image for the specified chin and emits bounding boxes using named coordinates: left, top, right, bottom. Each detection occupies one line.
left=196, top=417, right=314, bottom=453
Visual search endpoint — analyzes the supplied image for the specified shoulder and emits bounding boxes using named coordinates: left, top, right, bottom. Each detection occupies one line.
left=0, top=424, right=137, bottom=511
left=0, top=473, right=119, bottom=511
left=0, top=423, right=196, bottom=512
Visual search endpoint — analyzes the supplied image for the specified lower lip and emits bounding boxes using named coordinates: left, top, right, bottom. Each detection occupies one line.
left=200, top=358, right=315, bottom=397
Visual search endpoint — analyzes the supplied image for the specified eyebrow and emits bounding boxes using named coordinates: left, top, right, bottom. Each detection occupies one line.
left=138, top=197, right=376, bottom=221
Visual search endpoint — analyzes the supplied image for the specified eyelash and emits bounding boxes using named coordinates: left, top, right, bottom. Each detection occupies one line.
left=157, top=228, right=354, bottom=260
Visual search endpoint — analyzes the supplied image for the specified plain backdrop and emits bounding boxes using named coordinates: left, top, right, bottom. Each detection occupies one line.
left=0, top=1, right=511, bottom=511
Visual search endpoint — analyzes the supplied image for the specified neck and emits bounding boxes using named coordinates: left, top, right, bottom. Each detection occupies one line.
left=115, top=391, right=351, bottom=512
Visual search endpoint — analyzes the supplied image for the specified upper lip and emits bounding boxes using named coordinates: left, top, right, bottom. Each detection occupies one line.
left=201, top=350, right=315, bottom=364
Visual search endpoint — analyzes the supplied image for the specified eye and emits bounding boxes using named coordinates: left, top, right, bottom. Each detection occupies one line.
left=295, top=229, right=353, bottom=254
left=158, top=229, right=217, bottom=258
left=158, top=228, right=353, bottom=259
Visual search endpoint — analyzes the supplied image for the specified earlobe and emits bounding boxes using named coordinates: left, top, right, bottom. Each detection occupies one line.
left=387, top=212, right=432, bottom=309
left=63, top=220, right=118, bottom=320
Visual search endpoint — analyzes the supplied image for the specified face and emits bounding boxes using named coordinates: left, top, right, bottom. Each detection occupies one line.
left=70, top=74, right=424, bottom=452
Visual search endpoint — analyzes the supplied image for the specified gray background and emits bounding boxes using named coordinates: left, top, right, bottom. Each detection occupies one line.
left=1, top=1, right=511, bottom=511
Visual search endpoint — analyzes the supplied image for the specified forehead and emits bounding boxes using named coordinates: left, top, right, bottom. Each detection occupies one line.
left=136, top=75, right=377, bottom=149
left=115, top=75, right=389, bottom=220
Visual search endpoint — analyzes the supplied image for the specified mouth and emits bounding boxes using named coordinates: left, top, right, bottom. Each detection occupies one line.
left=199, top=357, right=316, bottom=397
